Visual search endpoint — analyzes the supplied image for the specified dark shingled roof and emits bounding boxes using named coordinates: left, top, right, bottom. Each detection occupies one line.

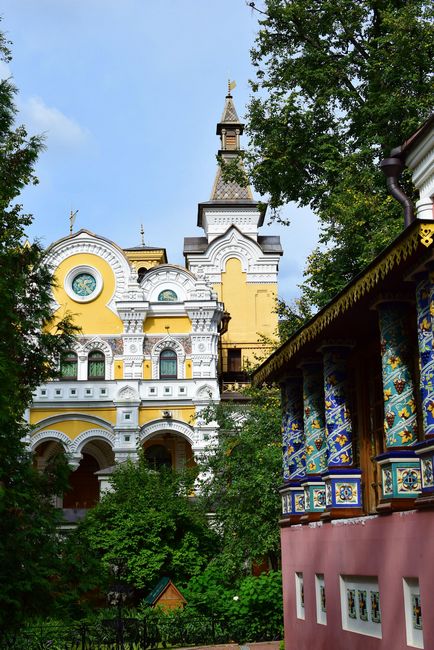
left=183, top=237, right=208, bottom=254
left=258, top=236, right=283, bottom=254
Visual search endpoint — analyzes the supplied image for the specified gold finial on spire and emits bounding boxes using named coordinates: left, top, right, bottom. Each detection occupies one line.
left=227, top=79, right=236, bottom=96
left=140, top=223, right=145, bottom=246
left=69, top=209, right=79, bottom=234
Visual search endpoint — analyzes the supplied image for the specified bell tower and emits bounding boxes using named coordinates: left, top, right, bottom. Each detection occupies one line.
left=184, top=86, right=282, bottom=393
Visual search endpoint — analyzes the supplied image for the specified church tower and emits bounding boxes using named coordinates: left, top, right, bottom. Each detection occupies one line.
left=184, top=86, right=282, bottom=392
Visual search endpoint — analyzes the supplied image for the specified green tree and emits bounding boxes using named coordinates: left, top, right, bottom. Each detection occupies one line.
left=198, top=386, right=282, bottom=579
left=183, top=568, right=283, bottom=642
left=71, top=459, right=219, bottom=595
left=245, top=0, right=433, bottom=313
left=0, top=30, right=77, bottom=630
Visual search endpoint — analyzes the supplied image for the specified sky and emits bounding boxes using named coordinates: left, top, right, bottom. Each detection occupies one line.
left=1, top=0, right=319, bottom=302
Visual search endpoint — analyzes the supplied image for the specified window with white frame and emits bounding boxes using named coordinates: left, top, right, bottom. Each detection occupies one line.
left=295, top=572, right=305, bottom=620
left=88, top=350, right=105, bottom=380
left=315, top=574, right=327, bottom=625
left=403, top=577, right=424, bottom=649
left=340, top=575, right=382, bottom=639
left=159, top=348, right=177, bottom=379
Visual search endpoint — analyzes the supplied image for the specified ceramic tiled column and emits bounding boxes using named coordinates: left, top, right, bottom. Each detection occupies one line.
left=321, top=344, right=362, bottom=513
left=299, top=361, right=327, bottom=516
left=375, top=301, right=421, bottom=510
left=414, top=272, right=434, bottom=504
left=280, top=377, right=306, bottom=519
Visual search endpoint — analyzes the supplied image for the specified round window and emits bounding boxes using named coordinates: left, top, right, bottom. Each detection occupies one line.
left=72, top=272, right=97, bottom=297
left=64, top=265, right=103, bottom=303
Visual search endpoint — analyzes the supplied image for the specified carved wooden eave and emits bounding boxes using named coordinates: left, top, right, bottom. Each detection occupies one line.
left=253, top=220, right=434, bottom=385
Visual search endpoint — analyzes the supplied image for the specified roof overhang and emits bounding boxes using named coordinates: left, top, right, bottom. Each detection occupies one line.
left=253, top=219, right=434, bottom=385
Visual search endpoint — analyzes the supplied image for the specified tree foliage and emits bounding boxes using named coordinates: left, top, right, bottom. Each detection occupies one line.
left=183, top=568, right=283, bottom=642
left=72, top=459, right=219, bottom=595
left=245, top=0, right=434, bottom=312
left=0, top=29, right=77, bottom=630
left=198, top=386, right=282, bottom=578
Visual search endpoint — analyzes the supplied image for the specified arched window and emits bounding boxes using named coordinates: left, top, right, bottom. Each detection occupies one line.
left=159, top=348, right=177, bottom=379
left=88, top=350, right=105, bottom=380
left=144, top=444, right=172, bottom=470
left=137, top=266, right=147, bottom=283
left=60, top=351, right=78, bottom=379
left=158, top=289, right=177, bottom=302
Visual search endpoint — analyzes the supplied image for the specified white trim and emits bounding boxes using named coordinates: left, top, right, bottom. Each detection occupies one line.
left=315, top=574, right=327, bottom=626
left=403, top=577, right=424, bottom=648
left=73, top=428, right=116, bottom=453
left=151, top=336, right=186, bottom=379
left=295, top=572, right=305, bottom=620
left=187, top=226, right=279, bottom=283
left=141, top=266, right=195, bottom=303
left=339, top=575, right=382, bottom=639
left=82, top=337, right=114, bottom=380
left=115, top=385, right=140, bottom=403
left=46, top=231, right=131, bottom=314
left=139, top=419, right=195, bottom=445
left=194, top=383, right=217, bottom=401
left=30, top=429, right=73, bottom=452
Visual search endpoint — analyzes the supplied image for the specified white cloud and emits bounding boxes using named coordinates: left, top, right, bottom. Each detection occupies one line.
left=0, top=60, right=12, bottom=79
left=21, top=96, right=89, bottom=148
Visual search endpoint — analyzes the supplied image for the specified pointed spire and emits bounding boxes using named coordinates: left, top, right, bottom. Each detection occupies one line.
left=211, top=84, right=252, bottom=201
left=220, top=81, right=240, bottom=123
left=195, top=84, right=267, bottom=231
left=216, top=81, right=244, bottom=151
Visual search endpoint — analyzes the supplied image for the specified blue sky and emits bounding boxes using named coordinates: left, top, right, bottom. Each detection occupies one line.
left=1, top=0, right=319, bottom=302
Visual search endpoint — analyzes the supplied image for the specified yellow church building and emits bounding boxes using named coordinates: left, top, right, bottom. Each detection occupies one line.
left=27, top=90, right=282, bottom=519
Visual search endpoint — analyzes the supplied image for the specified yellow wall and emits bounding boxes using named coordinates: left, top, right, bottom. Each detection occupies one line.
left=185, top=360, right=192, bottom=379
left=52, top=253, right=123, bottom=335
left=139, top=406, right=195, bottom=426
left=217, top=257, right=277, bottom=345
left=30, top=408, right=117, bottom=425
left=114, top=361, right=124, bottom=379
left=33, top=419, right=112, bottom=441
left=143, top=360, right=152, bottom=379
left=141, top=360, right=191, bottom=379
left=145, top=316, right=191, bottom=334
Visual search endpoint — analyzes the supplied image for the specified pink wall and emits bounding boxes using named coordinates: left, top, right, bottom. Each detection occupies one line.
left=281, top=511, right=434, bottom=650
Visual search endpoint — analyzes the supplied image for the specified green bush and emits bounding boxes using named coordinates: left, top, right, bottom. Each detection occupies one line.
left=227, top=571, right=283, bottom=642
left=175, top=567, right=283, bottom=643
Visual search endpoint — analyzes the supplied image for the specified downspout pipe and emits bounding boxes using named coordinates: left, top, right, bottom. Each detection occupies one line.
left=380, top=149, right=414, bottom=228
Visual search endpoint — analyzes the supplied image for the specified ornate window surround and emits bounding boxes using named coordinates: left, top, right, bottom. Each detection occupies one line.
left=141, top=266, right=195, bottom=303
left=68, top=337, right=114, bottom=380
left=45, top=230, right=132, bottom=315
left=151, top=337, right=186, bottom=379
left=64, top=264, right=103, bottom=303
